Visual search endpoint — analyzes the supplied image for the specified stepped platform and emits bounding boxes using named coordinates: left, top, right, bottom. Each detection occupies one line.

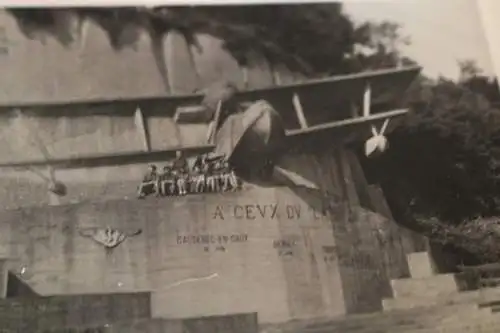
left=0, top=292, right=151, bottom=332
left=31, top=313, right=258, bottom=333
left=262, top=251, right=500, bottom=333
left=3, top=250, right=500, bottom=332
left=262, top=305, right=499, bottom=333
left=0, top=264, right=259, bottom=332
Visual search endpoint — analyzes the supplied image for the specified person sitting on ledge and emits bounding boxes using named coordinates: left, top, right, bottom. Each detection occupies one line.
left=172, top=167, right=188, bottom=197
left=173, top=150, right=188, bottom=174
left=191, top=155, right=207, bottom=194
left=159, top=164, right=175, bottom=196
left=137, top=164, right=158, bottom=198
left=221, top=160, right=240, bottom=192
left=205, top=159, right=217, bottom=193
left=212, top=158, right=225, bottom=192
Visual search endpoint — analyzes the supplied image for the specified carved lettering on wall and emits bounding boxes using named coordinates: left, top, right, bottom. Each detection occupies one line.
left=273, top=236, right=299, bottom=257
left=211, top=203, right=337, bottom=220
left=285, top=205, right=301, bottom=219
left=79, top=227, right=142, bottom=249
left=177, top=233, right=248, bottom=246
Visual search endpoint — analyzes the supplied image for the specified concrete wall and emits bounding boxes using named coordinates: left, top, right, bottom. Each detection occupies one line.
left=0, top=9, right=307, bottom=211
left=0, top=292, right=151, bottom=331
left=0, top=187, right=340, bottom=323
left=0, top=10, right=300, bottom=105
left=0, top=149, right=414, bottom=323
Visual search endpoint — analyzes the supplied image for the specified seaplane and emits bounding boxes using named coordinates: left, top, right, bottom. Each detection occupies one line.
left=0, top=65, right=421, bottom=198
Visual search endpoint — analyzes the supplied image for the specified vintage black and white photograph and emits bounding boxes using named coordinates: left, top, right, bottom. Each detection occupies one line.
left=0, top=1, right=498, bottom=332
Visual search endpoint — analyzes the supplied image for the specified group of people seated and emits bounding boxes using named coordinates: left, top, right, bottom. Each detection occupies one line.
left=137, top=153, right=241, bottom=198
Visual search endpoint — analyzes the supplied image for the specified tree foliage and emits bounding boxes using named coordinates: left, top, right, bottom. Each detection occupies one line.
left=6, top=5, right=411, bottom=76
left=362, top=66, right=500, bottom=225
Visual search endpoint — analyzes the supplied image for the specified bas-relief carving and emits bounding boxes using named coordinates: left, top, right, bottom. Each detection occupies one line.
left=78, top=227, right=142, bottom=249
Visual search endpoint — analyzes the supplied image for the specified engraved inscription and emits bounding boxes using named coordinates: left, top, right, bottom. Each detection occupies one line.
left=176, top=233, right=248, bottom=245
left=211, top=203, right=335, bottom=220
left=273, top=236, right=300, bottom=257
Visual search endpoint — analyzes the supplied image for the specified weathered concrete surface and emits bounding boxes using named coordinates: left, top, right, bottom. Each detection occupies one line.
left=0, top=10, right=297, bottom=105
left=0, top=193, right=411, bottom=323
left=0, top=105, right=209, bottom=165
left=33, top=313, right=258, bottom=333
left=0, top=162, right=159, bottom=210
left=0, top=292, right=151, bottom=331
left=0, top=148, right=420, bottom=323
left=263, top=304, right=498, bottom=333
left=0, top=187, right=339, bottom=323
left=0, top=259, right=7, bottom=298
left=5, top=271, right=38, bottom=298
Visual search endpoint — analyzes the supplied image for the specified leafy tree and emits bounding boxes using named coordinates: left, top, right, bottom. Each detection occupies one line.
left=362, top=62, right=500, bottom=230
left=5, top=5, right=408, bottom=76
left=346, top=20, right=416, bottom=71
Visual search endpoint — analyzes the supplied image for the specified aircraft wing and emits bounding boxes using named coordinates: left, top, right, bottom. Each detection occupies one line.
left=283, top=108, right=410, bottom=148
left=0, top=66, right=420, bottom=170
left=237, top=66, right=420, bottom=105
left=174, top=66, right=421, bottom=125
left=275, top=66, right=420, bottom=147
left=0, top=144, right=215, bottom=170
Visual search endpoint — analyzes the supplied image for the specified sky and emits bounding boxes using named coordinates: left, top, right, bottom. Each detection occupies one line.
left=343, top=0, right=494, bottom=80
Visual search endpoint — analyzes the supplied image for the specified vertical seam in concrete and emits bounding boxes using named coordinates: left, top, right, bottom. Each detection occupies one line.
left=187, top=41, right=202, bottom=92
left=151, top=33, right=171, bottom=93
left=274, top=188, right=294, bottom=321
left=345, top=150, right=371, bottom=210
left=164, top=32, right=183, bottom=146
left=338, top=148, right=360, bottom=208
left=242, top=67, right=249, bottom=89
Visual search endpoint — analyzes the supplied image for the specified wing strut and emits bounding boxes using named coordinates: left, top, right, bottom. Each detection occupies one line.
left=292, top=93, right=308, bottom=129
left=363, top=83, right=371, bottom=117
left=362, top=81, right=392, bottom=157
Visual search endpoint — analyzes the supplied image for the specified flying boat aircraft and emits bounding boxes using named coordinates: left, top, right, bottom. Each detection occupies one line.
left=0, top=65, right=421, bottom=198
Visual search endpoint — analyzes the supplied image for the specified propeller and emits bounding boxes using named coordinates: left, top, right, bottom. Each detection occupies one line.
left=13, top=109, right=68, bottom=197
left=364, top=118, right=390, bottom=157
left=25, top=165, right=67, bottom=197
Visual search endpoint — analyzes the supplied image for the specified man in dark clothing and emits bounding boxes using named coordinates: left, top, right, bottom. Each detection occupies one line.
left=173, top=150, right=188, bottom=174
left=159, top=164, right=175, bottom=196
left=191, top=154, right=207, bottom=194
left=221, top=160, right=240, bottom=192
left=137, top=164, right=158, bottom=198
left=172, top=151, right=189, bottom=196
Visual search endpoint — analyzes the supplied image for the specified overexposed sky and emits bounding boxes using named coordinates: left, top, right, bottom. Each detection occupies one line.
left=343, top=0, right=494, bottom=79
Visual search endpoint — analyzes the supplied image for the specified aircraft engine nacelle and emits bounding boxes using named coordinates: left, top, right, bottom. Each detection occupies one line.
left=49, top=181, right=67, bottom=196
left=215, top=100, right=286, bottom=175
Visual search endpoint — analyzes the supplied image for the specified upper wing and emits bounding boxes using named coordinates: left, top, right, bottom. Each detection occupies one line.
left=0, top=66, right=420, bottom=170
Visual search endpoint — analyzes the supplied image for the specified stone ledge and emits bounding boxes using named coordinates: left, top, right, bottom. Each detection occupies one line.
left=391, top=274, right=458, bottom=299
left=407, top=252, right=435, bottom=279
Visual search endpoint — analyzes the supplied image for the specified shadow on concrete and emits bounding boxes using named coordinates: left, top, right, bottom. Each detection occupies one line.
left=6, top=271, right=39, bottom=298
